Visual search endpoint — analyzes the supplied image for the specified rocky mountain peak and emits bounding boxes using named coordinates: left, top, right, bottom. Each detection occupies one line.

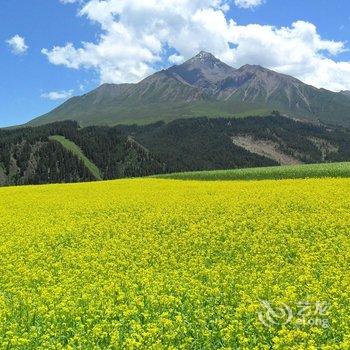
left=186, top=51, right=230, bottom=68
left=166, top=51, right=236, bottom=88
left=193, top=50, right=218, bottom=61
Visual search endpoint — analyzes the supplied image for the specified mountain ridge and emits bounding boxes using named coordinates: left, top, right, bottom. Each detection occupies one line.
left=28, top=51, right=350, bottom=127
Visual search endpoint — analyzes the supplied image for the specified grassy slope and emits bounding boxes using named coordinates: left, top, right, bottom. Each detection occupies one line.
left=156, top=162, right=350, bottom=181
left=28, top=85, right=350, bottom=128
left=49, top=135, right=102, bottom=180
left=30, top=99, right=274, bottom=127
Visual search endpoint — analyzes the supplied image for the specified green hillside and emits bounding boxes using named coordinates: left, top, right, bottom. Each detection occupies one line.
left=157, top=162, right=350, bottom=181
left=4, top=116, right=350, bottom=187
left=29, top=88, right=350, bottom=128
left=49, top=135, right=102, bottom=180
left=0, top=121, right=165, bottom=186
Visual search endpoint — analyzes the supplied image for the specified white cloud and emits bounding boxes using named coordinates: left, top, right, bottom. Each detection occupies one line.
left=6, top=35, right=28, bottom=55
left=168, top=54, right=185, bottom=65
left=234, top=0, right=264, bottom=9
left=227, top=21, right=348, bottom=91
left=42, top=0, right=234, bottom=83
left=41, top=90, right=74, bottom=100
left=42, top=0, right=350, bottom=91
left=59, top=0, right=80, bottom=4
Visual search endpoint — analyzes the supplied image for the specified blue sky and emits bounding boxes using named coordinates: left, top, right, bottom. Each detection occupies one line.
left=1, top=0, right=350, bottom=127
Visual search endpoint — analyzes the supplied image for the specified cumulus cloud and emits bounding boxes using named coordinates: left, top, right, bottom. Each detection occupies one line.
left=168, top=54, right=185, bottom=65
left=234, top=0, right=264, bottom=9
left=41, top=90, right=74, bottom=100
left=6, top=35, right=28, bottom=55
left=227, top=21, right=348, bottom=91
left=42, top=0, right=350, bottom=91
left=42, top=0, right=237, bottom=83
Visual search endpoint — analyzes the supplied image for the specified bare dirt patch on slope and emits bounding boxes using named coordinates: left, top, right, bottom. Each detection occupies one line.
left=232, top=135, right=302, bottom=165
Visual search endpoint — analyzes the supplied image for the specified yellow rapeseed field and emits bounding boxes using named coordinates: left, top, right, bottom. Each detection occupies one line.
left=0, top=178, right=350, bottom=349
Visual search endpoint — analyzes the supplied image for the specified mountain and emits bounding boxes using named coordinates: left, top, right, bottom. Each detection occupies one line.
left=4, top=114, right=350, bottom=186
left=29, top=51, right=350, bottom=127
left=341, top=90, right=350, bottom=97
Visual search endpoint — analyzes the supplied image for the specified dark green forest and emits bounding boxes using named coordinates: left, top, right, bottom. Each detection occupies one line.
left=2, top=114, right=350, bottom=186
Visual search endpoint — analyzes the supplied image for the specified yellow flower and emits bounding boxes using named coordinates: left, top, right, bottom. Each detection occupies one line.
left=0, top=177, right=348, bottom=348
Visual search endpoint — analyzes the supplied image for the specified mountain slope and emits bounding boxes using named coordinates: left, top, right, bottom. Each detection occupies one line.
left=5, top=115, right=350, bottom=186
left=29, top=51, right=350, bottom=127
left=49, top=135, right=102, bottom=180
left=0, top=121, right=165, bottom=186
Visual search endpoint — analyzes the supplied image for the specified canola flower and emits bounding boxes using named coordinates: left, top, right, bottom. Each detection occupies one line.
left=0, top=178, right=350, bottom=349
